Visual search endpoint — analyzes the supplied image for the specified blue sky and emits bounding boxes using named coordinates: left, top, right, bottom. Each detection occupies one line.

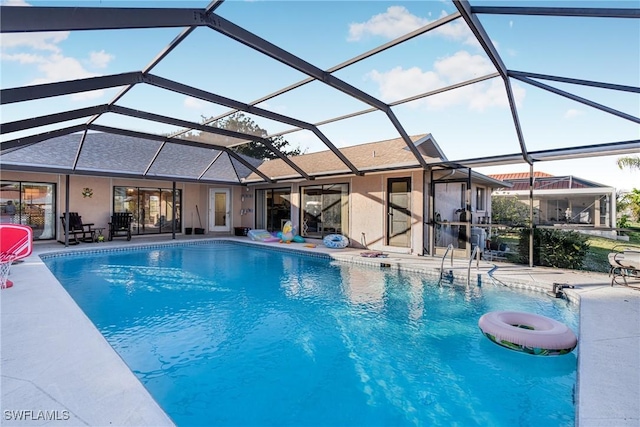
left=1, top=0, right=639, bottom=190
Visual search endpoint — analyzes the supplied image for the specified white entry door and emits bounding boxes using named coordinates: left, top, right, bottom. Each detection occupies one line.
left=209, top=188, right=230, bottom=232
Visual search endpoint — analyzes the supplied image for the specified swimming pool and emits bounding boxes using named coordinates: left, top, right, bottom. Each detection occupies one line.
left=45, top=241, right=578, bottom=426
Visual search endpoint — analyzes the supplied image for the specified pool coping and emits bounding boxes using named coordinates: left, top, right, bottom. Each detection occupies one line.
left=1, top=236, right=638, bottom=426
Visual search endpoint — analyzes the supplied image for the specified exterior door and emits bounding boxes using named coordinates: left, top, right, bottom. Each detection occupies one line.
left=256, top=188, right=292, bottom=232
left=209, top=188, right=230, bottom=232
left=387, top=177, right=411, bottom=247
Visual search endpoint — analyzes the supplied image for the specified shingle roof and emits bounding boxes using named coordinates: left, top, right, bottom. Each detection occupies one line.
left=1, top=132, right=254, bottom=183
left=247, top=134, right=437, bottom=181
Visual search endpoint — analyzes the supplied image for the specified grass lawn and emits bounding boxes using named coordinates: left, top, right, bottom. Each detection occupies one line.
left=583, top=229, right=640, bottom=273
left=490, top=224, right=640, bottom=273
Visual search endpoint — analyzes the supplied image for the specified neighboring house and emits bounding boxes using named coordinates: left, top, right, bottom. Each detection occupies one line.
left=1, top=132, right=507, bottom=258
left=489, top=172, right=617, bottom=237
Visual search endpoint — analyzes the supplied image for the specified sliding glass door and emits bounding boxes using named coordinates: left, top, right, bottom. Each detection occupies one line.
left=256, top=188, right=291, bottom=232
left=300, top=183, right=349, bottom=238
left=0, top=181, right=56, bottom=241
left=114, top=186, right=181, bottom=235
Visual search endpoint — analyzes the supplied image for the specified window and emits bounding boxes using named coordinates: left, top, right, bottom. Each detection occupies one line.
left=300, top=183, right=349, bottom=238
left=476, top=187, right=486, bottom=211
left=114, top=186, right=182, bottom=235
left=0, top=181, right=56, bottom=240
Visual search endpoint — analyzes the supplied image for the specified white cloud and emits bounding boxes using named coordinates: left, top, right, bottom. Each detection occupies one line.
left=184, top=96, right=207, bottom=110
left=25, top=53, right=105, bottom=100
left=367, top=50, right=525, bottom=112
left=430, top=10, right=477, bottom=46
left=348, top=7, right=478, bottom=47
left=29, top=54, right=97, bottom=85
left=1, top=17, right=113, bottom=100
left=348, top=6, right=430, bottom=41
left=88, top=50, right=114, bottom=69
left=368, top=66, right=443, bottom=101
left=0, top=32, right=69, bottom=53
left=433, top=50, right=495, bottom=82
left=0, top=52, right=44, bottom=64
left=2, top=50, right=107, bottom=98
left=564, top=109, right=584, bottom=119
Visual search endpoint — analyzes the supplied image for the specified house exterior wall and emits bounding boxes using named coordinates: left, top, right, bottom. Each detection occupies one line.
left=0, top=171, right=245, bottom=241
left=351, top=170, right=425, bottom=254
left=253, top=170, right=426, bottom=255
left=3, top=169, right=496, bottom=256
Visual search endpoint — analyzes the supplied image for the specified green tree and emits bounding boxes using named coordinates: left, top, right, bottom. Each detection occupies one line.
left=184, top=112, right=303, bottom=160
left=491, top=196, right=530, bottom=226
left=615, top=156, right=640, bottom=223
left=619, top=188, right=640, bottom=222
left=616, top=155, right=640, bottom=171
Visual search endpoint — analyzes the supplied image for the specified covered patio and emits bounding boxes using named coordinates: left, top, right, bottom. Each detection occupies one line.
left=2, top=2, right=638, bottom=260
left=1, top=3, right=639, bottom=424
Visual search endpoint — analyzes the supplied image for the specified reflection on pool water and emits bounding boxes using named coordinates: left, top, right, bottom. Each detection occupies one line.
left=45, top=242, right=578, bottom=426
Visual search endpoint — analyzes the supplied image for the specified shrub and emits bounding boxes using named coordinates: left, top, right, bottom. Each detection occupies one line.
left=517, top=228, right=590, bottom=270
left=617, top=214, right=630, bottom=230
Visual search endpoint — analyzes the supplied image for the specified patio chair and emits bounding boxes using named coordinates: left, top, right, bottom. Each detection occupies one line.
left=59, top=212, right=95, bottom=244
left=608, top=245, right=640, bottom=287
left=108, top=212, right=133, bottom=241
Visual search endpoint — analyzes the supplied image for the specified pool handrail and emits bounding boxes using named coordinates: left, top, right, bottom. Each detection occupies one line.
left=468, top=245, right=481, bottom=286
left=438, top=244, right=454, bottom=285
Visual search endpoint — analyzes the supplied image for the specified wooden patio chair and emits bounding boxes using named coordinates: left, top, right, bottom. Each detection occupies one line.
left=59, top=212, right=95, bottom=244
left=108, top=212, right=133, bottom=241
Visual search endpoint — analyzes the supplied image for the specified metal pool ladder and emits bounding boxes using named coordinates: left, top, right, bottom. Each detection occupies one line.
left=468, top=245, right=481, bottom=286
left=438, top=244, right=454, bottom=285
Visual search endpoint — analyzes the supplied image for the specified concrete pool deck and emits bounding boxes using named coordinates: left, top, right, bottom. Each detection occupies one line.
left=1, top=235, right=638, bottom=426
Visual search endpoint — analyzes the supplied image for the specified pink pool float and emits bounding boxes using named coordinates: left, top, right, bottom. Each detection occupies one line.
left=478, top=311, right=577, bottom=356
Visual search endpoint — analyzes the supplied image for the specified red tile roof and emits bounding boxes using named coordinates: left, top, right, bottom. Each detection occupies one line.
left=489, top=172, right=603, bottom=190
left=488, top=172, right=553, bottom=181
left=508, top=180, right=589, bottom=191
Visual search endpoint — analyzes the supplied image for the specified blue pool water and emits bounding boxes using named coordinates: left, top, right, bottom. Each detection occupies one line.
left=45, top=242, right=578, bottom=426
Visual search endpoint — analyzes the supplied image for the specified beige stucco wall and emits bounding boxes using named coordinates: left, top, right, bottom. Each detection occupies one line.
left=1, top=171, right=245, bottom=240
left=4, top=169, right=496, bottom=256
left=350, top=170, right=425, bottom=254
left=253, top=170, right=426, bottom=255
